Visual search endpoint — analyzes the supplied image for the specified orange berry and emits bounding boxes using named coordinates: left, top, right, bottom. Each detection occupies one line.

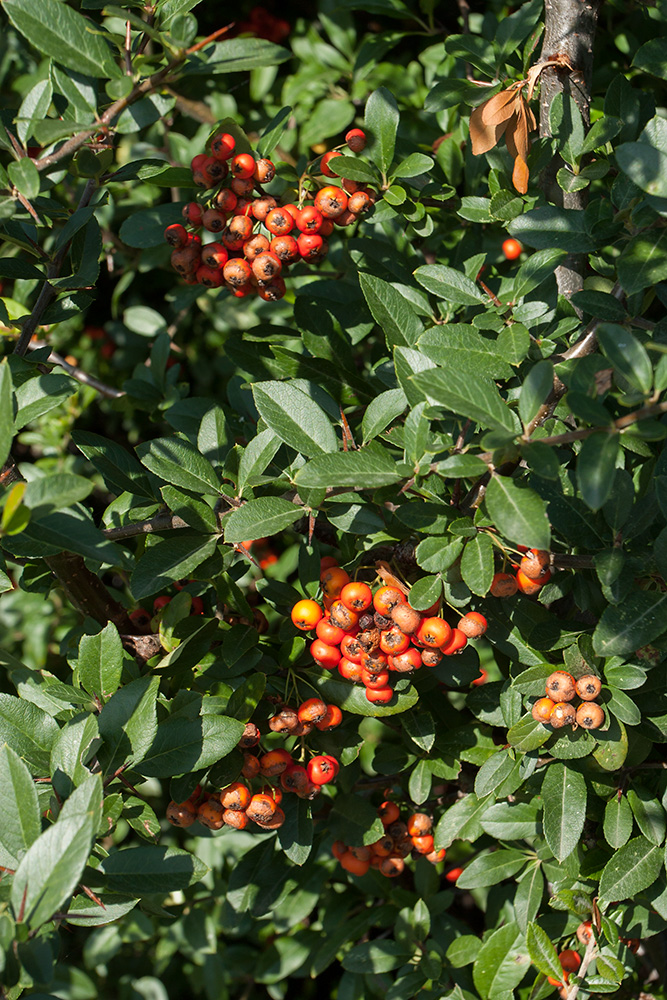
left=340, top=581, right=373, bottom=612
left=291, top=599, right=323, bottom=631
left=502, top=238, right=522, bottom=260
left=458, top=612, right=487, bottom=638
left=546, top=671, right=576, bottom=702
left=576, top=702, right=605, bottom=729
left=575, top=674, right=602, bottom=700
left=531, top=696, right=556, bottom=723
left=490, top=572, right=518, bottom=597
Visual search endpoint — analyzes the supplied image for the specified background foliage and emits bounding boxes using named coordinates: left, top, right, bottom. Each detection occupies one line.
left=1, top=0, right=667, bottom=998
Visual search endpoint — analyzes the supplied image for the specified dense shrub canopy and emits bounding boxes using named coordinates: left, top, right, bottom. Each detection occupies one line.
left=1, top=1, right=667, bottom=998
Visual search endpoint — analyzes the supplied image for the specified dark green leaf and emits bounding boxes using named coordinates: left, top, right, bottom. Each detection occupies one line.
left=364, top=87, right=399, bottom=174
left=413, top=264, right=484, bottom=306
left=359, top=272, right=423, bottom=348
left=130, top=535, right=218, bottom=601
left=577, top=433, right=620, bottom=511
left=185, top=38, right=290, bottom=74
left=0, top=359, right=14, bottom=469
left=100, top=845, right=207, bottom=894
left=0, top=694, right=59, bottom=774
left=508, top=207, right=597, bottom=252
left=472, top=922, right=530, bottom=999
left=224, top=497, right=302, bottom=544
left=412, top=369, right=519, bottom=434
left=598, top=836, right=663, bottom=902
left=4, top=0, right=119, bottom=77
left=78, top=622, right=124, bottom=702
left=542, top=763, right=586, bottom=862
left=252, top=381, right=337, bottom=457
left=0, top=744, right=41, bottom=865
left=277, top=797, right=312, bottom=865
left=616, top=141, right=667, bottom=198
left=604, top=795, right=633, bottom=849
left=519, top=360, right=554, bottom=426
left=460, top=533, right=494, bottom=596
left=294, top=443, right=405, bottom=489
left=434, top=793, right=493, bottom=849
left=627, top=787, right=666, bottom=845
left=593, top=590, right=667, bottom=656
left=485, top=475, right=551, bottom=550
left=526, top=921, right=564, bottom=981
left=135, top=714, right=244, bottom=778
left=136, top=437, right=220, bottom=495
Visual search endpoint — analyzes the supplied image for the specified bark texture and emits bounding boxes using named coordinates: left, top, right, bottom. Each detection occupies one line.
left=539, top=0, right=602, bottom=301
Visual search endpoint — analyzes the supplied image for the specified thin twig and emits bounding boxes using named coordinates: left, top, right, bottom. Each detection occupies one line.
left=102, top=512, right=190, bottom=540
left=26, top=340, right=125, bottom=398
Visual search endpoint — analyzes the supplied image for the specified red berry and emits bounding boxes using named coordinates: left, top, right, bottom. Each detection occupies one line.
left=345, top=128, right=367, bottom=152
left=502, top=238, right=522, bottom=260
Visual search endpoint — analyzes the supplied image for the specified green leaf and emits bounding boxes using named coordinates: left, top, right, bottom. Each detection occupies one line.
left=294, top=443, right=405, bottom=489
left=519, top=360, right=554, bottom=426
left=508, top=207, right=597, bottom=252
left=437, top=454, right=489, bottom=478
left=237, top=429, right=280, bottom=495
left=412, top=369, right=519, bottom=434
left=252, top=381, right=337, bottom=457
left=78, top=622, right=124, bottom=702
left=330, top=792, right=385, bottom=847
left=361, top=388, right=407, bottom=443
left=607, top=685, right=641, bottom=726
left=0, top=359, right=14, bottom=469
left=542, top=763, right=587, bottom=862
left=434, top=793, right=493, bottom=849
left=418, top=326, right=514, bottom=381
left=257, top=105, right=292, bottom=159
left=130, top=535, right=218, bottom=601
left=72, top=431, right=154, bottom=499
left=485, top=475, right=551, bottom=550
left=12, top=775, right=102, bottom=929
left=577, top=433, right=620, bottom=511
left=97, top=676, right=159, bottom=776
left=119, top=202, right=188, bottom=248
left=4, top=0, right=119, bottom=78
left=507, top=713, right=552, bottom=752
left=597, top=323, right=653, bottom=392
left=392, top=152, right=433, bottom=178
left=100, top=845, right=207, bottom=894
left=460, top=534, right=494, bottom=596
left=364, top=87, right=399, bottom=174
left=409, top=759, right=432, bottom=804
left=472, top=922, right=530, bottom=999
left=604, top=796, right=633, bottom=849
left=413, top=264, right=484, bottom=306
left=593, top=590, right=667, bottom=656
left=593, top=716, right=629, bottom=772
left=331, top=155, right=380, bottom=184
left=549, top=93, right=585, bottom=165
left=402, top=710, right=435, bottom=752
left=598, top=836, right=663, bottom=902
left=342, top=940, right=412, bottom=974
left=136, top=437, right=220, bottom=496
left=224, top=497, right=302, bottom=544
left=474, top=751, right=516, bottom=799
left=407, top=573, right=442, bottom=611
left=359, top=272, right=423, bottom=348
left=65, top=894, right=138, bottom=927
left=14, top=373, right=77, bottom=429
left=22, top=473, right=93, bottom=518
left=8, top=157, right=40, bottom=200
left=225, top=674, right=266, bottom=722
left=526, top=921, right=564, bottom=981
left=481, top=801, right=541, bottom=840
left=616, top=141, right=667, bottom=198
left=0, top=744, right=41, bottom=865
left=514, top=864, right=545, bottom=933
left=134, top=714, right=244, bottom=778
left=415, top=537, right=464, bottom=574
left=513, top=248, right=568, bottom=299
left=0, top=694, right=60, bottom=774
left=277, top=797, right=312, bottom=865
left=627, top=787, right=666, bottom=845
left=185, top=37, right=290, bottom=74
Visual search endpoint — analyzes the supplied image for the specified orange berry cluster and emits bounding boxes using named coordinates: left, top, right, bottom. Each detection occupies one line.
left=164, top=128, right=376, bottom=301
left=331, top=801, right=445, bottom=878
left=291, top=559, right=487, bottom=706
left=531, top=670, right=605, bottom=730
left=490, top=547, right=552, bottom=598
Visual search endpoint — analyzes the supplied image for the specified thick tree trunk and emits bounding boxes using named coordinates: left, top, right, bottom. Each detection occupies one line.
left=539, top=0, right=602, bottom=302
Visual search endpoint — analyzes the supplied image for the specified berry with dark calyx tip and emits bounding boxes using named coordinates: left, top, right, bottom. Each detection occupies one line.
left=307, top=755, right=338, bottom=785
left=390, top=602, right=421, bottom=634
left=412, top=834, right=435, bottom=854
left=361, top=667, right=390, bottom=689
left=281, top=764, right=309, bottom=793
left=342, top=178, right=360, bottom=194
left=129, top=607, right=152, bottom=631
left=379, top=626, right=410, bottom=655
left=358, top=611, right=375, bottom=630
left=237, top=721, right=261, bottom=748
left=268, top=706, right=300, bottom=733
left=421, top=648, right=443, bottom=667
left=339, top=850, right=370, bottom=876
left=316, top=615, right=346, bottom=645
left=416, top=617, right=452, bottom=648
left=252, top=251, right=282, bottom=282
left=550, top=701, right=577, bottom=728
left=341, top=634, right=363, bottom=663
left=576, top=921, right=593, bottom=945
left=220, top=782, right=252, bottom=810
left=426, top=848, right=447, bottom=864
left=233, top=197, right=254, bottom=217
left=265, top=207, right=294, bottom=236
left=373, top=586, right=406, bottom=615
left=458, top=612, right=487, bottom=638
left=251, top=195, right=277, bottom=221
left=311, top=638, right=341, bottom=670
left=197, top=798, right=225, bottom=829
left=215, top=188, right=237, bottom=212
left=171, top=245, right=201, bottom=275
left=253, top=158, right=276, bottom=183
left=347, top=190, right=372, bottom=214
left=374, top=612, right=393, bottom=630
left=227, top=214, right=253, bottom=241
left=490, top=571, right=518, bottom=597
left=531, top=697, right=555, bottom=723
left=167, top=800, right=197, bottom=827
left=182, top=201, right=203, bottom=226
left=196, top=264, right=224, bottom=287
left=201, top=242, right=229, bottom=268
left=321, top=150, right=342, bottom=176
left=246, top=793, right=277, bottom=824
left=211, top=132, right=236, bottom=160
left=338, top=656, right=364, bottom=682
left=345, top=128, right=367, bottom=152
left=254, top=806, right=285, bottom=829
left=378, top=800, right=400, bottom=826
left=259, top=748, right=293, bottom=777
left=440, top=628, right=468, bottom=655
left=334, top=209, right=358, bottom=227
left=388, top=647, right=421, bottom=673
left=366, top=685, right=393, bottom=704
left=190, top=153, right=208, bottom=174
left=231, top=176, right=255, bottom=197
left=202, top=156, right=228, bottom=185
left=223, top=808, right=249, bottom=829
left=356, top=627, right=381, bottom=653
left=296, top=778, right=322, bottom=800
left=231, top=153, right=256, bottom=179
left=257, top=277, right=286, bottom=301
left=270, top=234, right=300, bottom=263
left=407, top=813, right=432, bottom=836
left=575, top=674, right=602, bottom=700
left=314, top=185, right=348, bottom=218
left=297, top=233, right=328, bottom=262
left=315, top=703, right=343, bottom=731
left=201, top=208, right=227, bottom=233
left=223, top=258, right=253, bottom=288
left=297, top=697, right=328, bottom=725
left=546, top=670, right=576, bottom=702
left=328, top=599, right=359, bottom=631
left=576, top=701, right=605, bottom=729
left=380, top=856, right=404, bottom=878
left=520, top=548, right=551, bottom=580
left=165, top=223, right=188, bottom=248
left=296, top=206, right=324, bottom=233
left=321, top=566, right=351, bottom=596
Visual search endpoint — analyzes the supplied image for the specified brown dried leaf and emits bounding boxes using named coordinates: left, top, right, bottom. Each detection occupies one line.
left=470, top=103, right=511, bottom=156
left=513, top=100, right=530, bottom=162
left=375, top=561, right=411, bottom=595
left=481, top=87, right=521, bottom=127
left=512, top=155, right=529, bottom=195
